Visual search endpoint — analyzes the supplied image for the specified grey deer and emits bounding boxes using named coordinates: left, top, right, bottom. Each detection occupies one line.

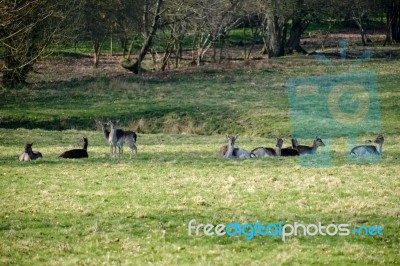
left=19, top=143, right=43, bottom=161
left=98, top=121, right=122, bottom=155
left=220, top=134, right=250, bottom=159
left=250, top=137, right=283, bottom=157
left=295, top=136, right=325, bottom=155
left=107, top=120, right=137, bottom=159
left=350, top=134, right=384, bottom=156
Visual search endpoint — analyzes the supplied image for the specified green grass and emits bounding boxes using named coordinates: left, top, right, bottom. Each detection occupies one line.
left=0, top=51, right=399, bottom=265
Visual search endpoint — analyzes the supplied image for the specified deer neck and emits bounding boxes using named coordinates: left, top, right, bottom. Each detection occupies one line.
left=275, top=145, right=281, bottom=156
left=109, top=126, right=117, bottom=142
left=102, top=126, right=110, bottom=139
left=82, top=140, right=88, bottom=150
left=224, top=143, right=235, bottom=158
left=312, top=140, right=318, bottom=151
left=27, top=149, right=35, bottom=158
left=291, top=139, right=297, bottom=149
left=376, top=142, right=383, bottom=154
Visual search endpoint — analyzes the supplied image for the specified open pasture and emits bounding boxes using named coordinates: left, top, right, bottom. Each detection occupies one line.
left=0, top=52, right=399, bottom=265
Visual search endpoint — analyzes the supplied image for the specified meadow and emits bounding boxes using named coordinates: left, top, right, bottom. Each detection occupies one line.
left=0, top=48, right=399, bottom=265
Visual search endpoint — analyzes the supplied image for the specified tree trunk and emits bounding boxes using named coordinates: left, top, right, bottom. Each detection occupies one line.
left=391, top=0, right=400, bottom=42
left=247, top=24, right=260, bottom=60
left=219, top=36, right=225, bottom=63
left=191, top=34, right=197, bottom=65
left=286, top=0, right=307, bottom=54
left=212, top=42, right=217, bottom=63
left=353, top=17, right=367, bottom=46
left=120, top=32, right=128, bottom=56
left=196, top=33, right=211, bottom=65
left=175, top=42, right=182, bottom=68
left=120, top=0, right=163, bottom=74
left=384, top=5, right=394, bottom=46
left=266, top=1, right=286, bottom=57
left=92, top=34, right=106, bottom=68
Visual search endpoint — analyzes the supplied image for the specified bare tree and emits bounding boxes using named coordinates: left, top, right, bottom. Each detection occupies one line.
left=120, top=0, right=164, bottom=74
left=188, top=0, right=242, bottom=65
left=334, top=0, right=380, bottom=46
left=0, top=0, right=79, bottom=87
left=148, top=1, right=193, bottom=71
left=79, top=0, right=114, bottom=67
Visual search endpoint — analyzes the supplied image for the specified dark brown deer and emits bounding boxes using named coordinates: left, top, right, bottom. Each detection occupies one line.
left=281, top=136, right=300, bottom=156
left=59, top=137, right=88, bottom=159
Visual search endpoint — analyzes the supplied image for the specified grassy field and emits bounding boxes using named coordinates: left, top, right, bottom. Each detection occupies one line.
left=0, top=48, right=399, bottom=265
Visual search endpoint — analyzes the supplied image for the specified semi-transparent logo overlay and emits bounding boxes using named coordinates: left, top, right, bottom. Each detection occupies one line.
left=286, top=40, right=382, bottom=168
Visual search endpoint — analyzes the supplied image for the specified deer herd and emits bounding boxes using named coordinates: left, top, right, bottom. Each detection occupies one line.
left=219, top=134, right=385, bottom=159
left=17, top=118, right=384, bottom=161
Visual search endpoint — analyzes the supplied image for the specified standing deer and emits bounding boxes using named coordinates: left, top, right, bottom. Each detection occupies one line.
left=19, top=143, right=43, bottom=161
left=220, top=134, right=250, bottom=159
left=106, top=120, right=137, bottom=159
left=350, top=134, right=384, bottom=155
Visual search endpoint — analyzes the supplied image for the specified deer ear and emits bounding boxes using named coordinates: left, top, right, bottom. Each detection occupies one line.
left=226, top=134, right=229, bottom=140
left=235, top=134, right=239, bottom=139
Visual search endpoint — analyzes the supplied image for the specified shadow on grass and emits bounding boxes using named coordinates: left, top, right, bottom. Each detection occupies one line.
left=2, top=148, right=396, bottom=169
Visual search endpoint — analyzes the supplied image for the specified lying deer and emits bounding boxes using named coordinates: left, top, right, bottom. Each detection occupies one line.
left=251, top=137, right=299, bottom=157
left=350, top=134, right=384, bottom=156
left=295, top=136, right=325, bottom=155
left=220, top=134, right=250, bottom=159
left=250, top=137, right=283, bottom=157
left=19, top=143, right=43, bottom=161
left=59, top=137, right=88, bottom=159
